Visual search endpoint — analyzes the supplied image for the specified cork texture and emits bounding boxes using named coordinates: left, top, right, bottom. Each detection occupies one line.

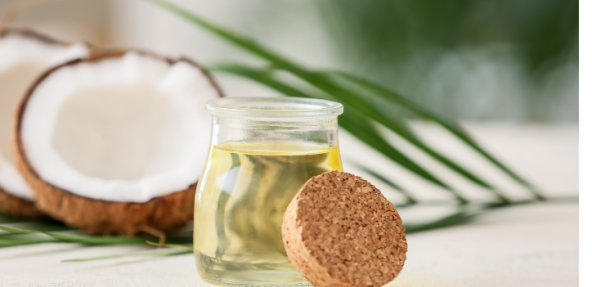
left=282, top=171, right=407, bottom=287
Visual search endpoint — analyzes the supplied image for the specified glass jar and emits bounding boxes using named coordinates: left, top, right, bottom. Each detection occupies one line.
left=194, top=97, right=344, bottom=286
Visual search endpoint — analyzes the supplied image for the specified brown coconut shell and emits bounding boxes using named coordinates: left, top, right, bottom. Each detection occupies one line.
left=0, top=188, right=44, bottom=218
left=12, top=50, right=224, bottom=236
left=0, top=27, right=71, bottom=45
left=282, top=171, right=408, bottom=287
left=0, top=28, right=88, bottom=218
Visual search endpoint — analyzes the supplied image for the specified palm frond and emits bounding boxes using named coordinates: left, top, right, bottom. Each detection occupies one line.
left=148, top=0, right=542, bottom=204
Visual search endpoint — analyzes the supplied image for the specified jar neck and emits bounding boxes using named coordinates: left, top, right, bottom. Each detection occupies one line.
left=210, top=115, right=339, bottom=151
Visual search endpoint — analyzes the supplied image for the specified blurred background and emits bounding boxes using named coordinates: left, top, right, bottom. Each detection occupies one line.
left=0, top=0, right=579, bottom=122
left=0, top=0, right=578, bottom=200
left=0, top=1, right=579, bottom=284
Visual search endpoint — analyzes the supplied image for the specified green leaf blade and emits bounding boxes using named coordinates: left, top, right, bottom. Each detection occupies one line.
left=209, top=64, right=469, bottom=203
left=332, top=71, right=545, bottom=200
left=0, top=225, right=149, bottom=245
left=149, top=0, right=543, bottom=202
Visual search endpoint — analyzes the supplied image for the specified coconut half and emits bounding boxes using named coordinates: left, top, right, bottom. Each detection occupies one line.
left=0, top=29, right=89, bottom=218
left=14, top=50, right=222, bottom=235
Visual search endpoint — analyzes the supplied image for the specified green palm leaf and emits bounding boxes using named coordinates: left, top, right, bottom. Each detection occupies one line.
left=211, top=63, right=513, bottom=204
left=0, top=225, right=148, bottom=245
left=330, top=71, right=545, bottom=200
left=351, top=163, right=418, bottom=204
left=147, top=0, right=540, bottom=202
left=208, top=63, right=468, bottom=203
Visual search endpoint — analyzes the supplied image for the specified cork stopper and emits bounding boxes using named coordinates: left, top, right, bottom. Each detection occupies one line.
left=282, top=171, right=407, bottom=287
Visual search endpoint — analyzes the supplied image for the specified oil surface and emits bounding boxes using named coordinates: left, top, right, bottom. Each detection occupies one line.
left=194, top=143, right=343, bottom=286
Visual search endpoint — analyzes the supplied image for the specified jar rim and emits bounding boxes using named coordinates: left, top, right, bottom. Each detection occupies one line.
left=206, top=97, right=344, bottom=119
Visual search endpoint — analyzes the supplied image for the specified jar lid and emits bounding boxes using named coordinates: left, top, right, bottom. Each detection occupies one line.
left=282, top=171, right=407, bottom=286
left=206, top=97, right=343, bottom=120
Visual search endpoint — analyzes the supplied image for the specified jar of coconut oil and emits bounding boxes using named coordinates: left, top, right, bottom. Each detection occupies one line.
left=194, top=97, right=344, bottom=286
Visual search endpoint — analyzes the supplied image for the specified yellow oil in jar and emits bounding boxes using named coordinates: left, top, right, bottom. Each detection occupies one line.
left=194, top=143, right=343, bottom=286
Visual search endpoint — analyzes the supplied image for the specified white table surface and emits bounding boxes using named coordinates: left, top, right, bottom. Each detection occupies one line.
left=0, top=123, right=579, bottom=286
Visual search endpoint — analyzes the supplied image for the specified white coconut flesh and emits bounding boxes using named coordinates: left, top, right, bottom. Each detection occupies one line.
left=20, top=52, right=218, bottom=203
left=0, top=33, right=88, bottom=200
